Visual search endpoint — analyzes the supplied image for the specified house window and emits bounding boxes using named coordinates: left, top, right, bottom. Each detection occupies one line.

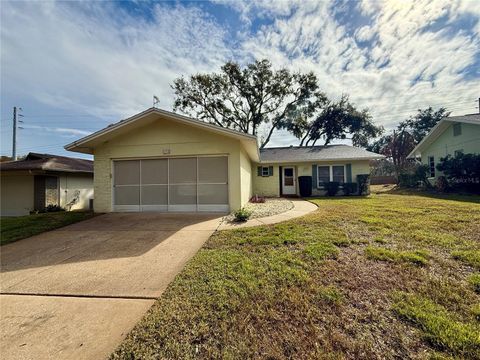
left=317, top=166, right=330, bottom=186
left=317, top=165, right=346, bottom=186
left=428, top=156, right=435, bottom=178
left=261, top=167, right=270, bottom=177
left=454, top=149, right=463, bottom=157
left=453, top=123, right=462, bottom=136
left=332, top=166, right=345, bottom=183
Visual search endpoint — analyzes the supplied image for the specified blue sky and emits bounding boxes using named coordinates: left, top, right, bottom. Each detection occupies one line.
left=1, top=0, right=479, bottom=159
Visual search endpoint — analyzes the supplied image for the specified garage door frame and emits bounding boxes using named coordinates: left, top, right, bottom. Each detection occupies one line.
left=112, top=155, right=229, bottom=213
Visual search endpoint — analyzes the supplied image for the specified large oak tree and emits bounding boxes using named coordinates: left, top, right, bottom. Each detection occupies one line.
left=172, top=59, right=321, bottom=148
left=172, top=59, right=381, bottom=148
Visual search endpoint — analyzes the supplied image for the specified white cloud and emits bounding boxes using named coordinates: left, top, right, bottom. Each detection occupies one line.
left=1, top=1, right=230, bottom=118
left=1, top=0, right=479, bottom=151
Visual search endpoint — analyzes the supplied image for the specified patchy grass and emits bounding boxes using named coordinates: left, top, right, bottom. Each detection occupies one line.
left=392, top=292, right=480, bottom=358
left=468, top=273, right=480, bottom=293
left=112, top=191, right=480, bottom=360
left=452, top=250, right=480, bottom=270
left=365, top=246, right=430, bottom=266
left=1, top=211, right=95, bottom=245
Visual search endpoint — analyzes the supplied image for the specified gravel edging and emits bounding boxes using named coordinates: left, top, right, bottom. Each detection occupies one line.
left=225, top=198, right=294, bottom=222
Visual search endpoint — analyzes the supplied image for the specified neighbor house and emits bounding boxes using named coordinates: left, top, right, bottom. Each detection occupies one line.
left=407, top=114, right=480, bottom=183
left=65, top=108, right=383, bottom=213
left=0, top=153, right=94, bottom=216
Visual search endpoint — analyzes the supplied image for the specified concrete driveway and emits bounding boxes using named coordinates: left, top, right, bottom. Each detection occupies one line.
left=0, top=212, right=224, bottom=360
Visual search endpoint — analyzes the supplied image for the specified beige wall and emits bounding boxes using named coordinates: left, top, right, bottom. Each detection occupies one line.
left=239, top=147, right=253, bottom=204
left=1, top=174, right=34, bottom=216
left=252, top=164, right=280, bottom=197
left=252, top=160, right=371, bottom=196
left=59, top=174, right=94, bottom=211
left=93, top=118, right=249, bottom=212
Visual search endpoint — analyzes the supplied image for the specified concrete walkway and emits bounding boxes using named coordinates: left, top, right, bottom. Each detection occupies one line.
left=0, top=212, right=224, bottom=360
left=218, top=198, right=317, bottom=230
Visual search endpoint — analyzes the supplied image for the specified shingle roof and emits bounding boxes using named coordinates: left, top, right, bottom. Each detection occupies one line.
left=444, top=113, right=480, bottom=124
left=0, top=153, right=93, bottom=173
left=259, top=145, right=384, bottom=163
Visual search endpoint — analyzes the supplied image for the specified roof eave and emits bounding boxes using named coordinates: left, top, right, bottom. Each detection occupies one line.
left=65, top=108, right=257, bottom=154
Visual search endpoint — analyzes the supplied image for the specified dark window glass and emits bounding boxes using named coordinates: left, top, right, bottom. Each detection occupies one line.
left=318, top=166, right=330, bottom=185
left=332, top=166, right=345, bottom=183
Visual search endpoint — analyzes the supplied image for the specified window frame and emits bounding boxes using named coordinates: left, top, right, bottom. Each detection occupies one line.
left=317, top=164, right=346, bottom=187
left=428, top=156, right=435, bottom=178
left=453, top=123, right=462, bottom=137
left=261, top=166, right=270, bottom=177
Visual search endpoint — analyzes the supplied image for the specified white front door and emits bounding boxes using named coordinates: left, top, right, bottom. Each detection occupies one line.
left=282, top=167, right=296, bottom=195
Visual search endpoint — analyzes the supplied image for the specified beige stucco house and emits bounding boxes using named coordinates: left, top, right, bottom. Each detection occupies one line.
left=65, top=108, right=383, bottom=213
left=0, top=153, right=94, bottom=216
left=408, top=114, right=480, bottom=183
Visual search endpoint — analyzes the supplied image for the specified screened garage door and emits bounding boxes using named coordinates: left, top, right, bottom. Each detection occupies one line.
left=113, top=156, right=228, bottom=212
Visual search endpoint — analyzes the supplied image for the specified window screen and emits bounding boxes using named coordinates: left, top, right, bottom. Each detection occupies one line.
left=198, top=157, right=227, bottom=183
left=318, top=166, right=330, bottom=185
left=332, top=166, right=345, bottom=183
left=169, top=158, right=196, bottom=184
left=141, top=159, right=168, bottom=184
left=114, top=160, right=140, bottom=185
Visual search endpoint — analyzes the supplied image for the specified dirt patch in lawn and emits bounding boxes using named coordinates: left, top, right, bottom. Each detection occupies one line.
left=112, top=192, right=480, bottom=360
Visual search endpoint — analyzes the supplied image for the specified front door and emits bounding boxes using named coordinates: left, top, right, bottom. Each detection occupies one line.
left=282, top=167, right=296, bottom=195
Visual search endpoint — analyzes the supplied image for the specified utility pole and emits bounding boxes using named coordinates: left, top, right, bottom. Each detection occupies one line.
left=12, top=106, right=17, bottom=160
left=478, top=97, right=479, bottom=114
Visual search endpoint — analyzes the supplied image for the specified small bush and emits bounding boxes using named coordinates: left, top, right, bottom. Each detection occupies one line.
left=44, top=204, right=65, bottom=213
left=467, top=273, right=480, bottom=293
left=249, top=195, right=266, bottom=203
left=398, top=173, right=419, bottom=188
left=324, top=182, right=340, bottom=196
left=398, top=164, right=430, bottom=189
left=357, top=174, right=370, bottom=195
left=233, top=207, right=252, bottom=222
left=436, top=176, right=449, bottom=193
left=343, top=182, right=358, bottom=195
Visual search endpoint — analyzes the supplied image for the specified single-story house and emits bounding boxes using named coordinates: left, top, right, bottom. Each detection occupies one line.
left=407, top=114, right=480, bottom=183
left=0, top=152, right=94, bottom=216
left=65, top=108, right=383, bottom=213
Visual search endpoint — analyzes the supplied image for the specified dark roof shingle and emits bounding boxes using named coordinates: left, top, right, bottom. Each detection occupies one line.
left=0, top=153, right=93, bottom=173
left=260, top=145, right=384, bottom=163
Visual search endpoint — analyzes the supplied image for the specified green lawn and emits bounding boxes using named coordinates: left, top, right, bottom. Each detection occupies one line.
left=112, top=190, right=480, bottom=359
left=1, top=211, right=95, bottom=246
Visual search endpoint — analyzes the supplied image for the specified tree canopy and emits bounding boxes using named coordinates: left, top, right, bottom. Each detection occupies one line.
left=172, top=59, right=381, bottom=148
left=367, top=107, right=449, bottom=173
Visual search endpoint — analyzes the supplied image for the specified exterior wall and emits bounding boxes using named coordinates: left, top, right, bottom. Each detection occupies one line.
left=93, top=118, right=248, bottom=212
left=252, top=164, right=280, bottom=197
left=420, top=122, right=480, bottom=182
left=252, top=160, right=371, bottom=197
left=239, top=147, right=253, bottom=205
left=59, top=174, right=94, bottom=211
left=1, top=174, right=34, bottom=216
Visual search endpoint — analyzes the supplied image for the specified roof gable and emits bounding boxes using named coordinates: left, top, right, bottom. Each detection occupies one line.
left=407, top=114, right=480, bottom=158
left=65, top=108, right=259, bottom=161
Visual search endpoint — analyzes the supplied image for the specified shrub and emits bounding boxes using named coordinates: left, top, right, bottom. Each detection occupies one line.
left=357, top=174, right=370, bottom=195
left=249, top=195, right=266, bottom=203
left=436, top=176, right=449, bottom=193
left=343, top=182, right=358, bottom=195
left=233, top=207, right=252, bottom=222
left=44, top=204, right=65, bottom=213
left=324, top=182, right=340, bottom=196
left=398, top=164, right=430, bottom=189
left=437, top=153, right=480, bottom=187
